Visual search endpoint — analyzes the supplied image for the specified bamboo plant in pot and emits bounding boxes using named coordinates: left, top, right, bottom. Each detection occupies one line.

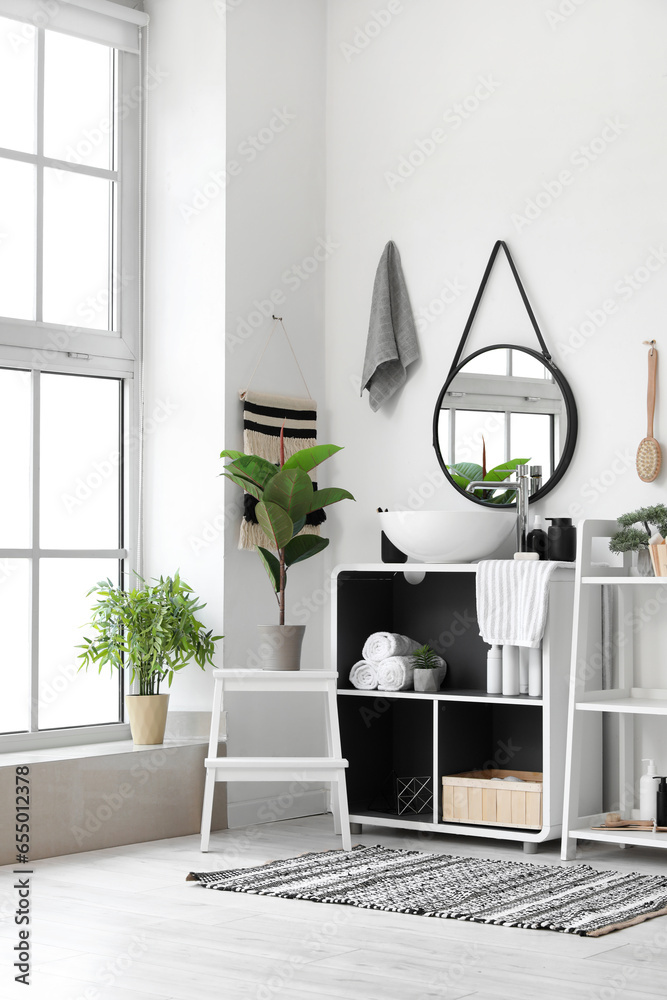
left=221, top=434, right=354, bottom=670
left=78, top=573, right=221, bottom=745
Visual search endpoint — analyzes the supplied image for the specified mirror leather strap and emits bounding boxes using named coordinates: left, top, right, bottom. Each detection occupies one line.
left=449, top=240, right=552, bottom=376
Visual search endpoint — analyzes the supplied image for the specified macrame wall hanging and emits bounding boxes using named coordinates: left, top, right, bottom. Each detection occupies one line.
left=238, top=316, right=324, bottom=551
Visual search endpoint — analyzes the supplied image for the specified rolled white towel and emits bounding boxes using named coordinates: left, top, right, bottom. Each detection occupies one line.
left=362, top=632, right=420, bottom=663
left=349, top=660, right=379, bottom=690
left=377, top=656, right=415, bottom=691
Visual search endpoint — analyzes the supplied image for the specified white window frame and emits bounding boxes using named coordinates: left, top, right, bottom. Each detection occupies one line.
left=0, top=0, right=148, bottom=752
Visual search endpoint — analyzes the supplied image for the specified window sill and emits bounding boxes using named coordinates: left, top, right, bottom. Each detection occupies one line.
left=0, top=737, right=213, bottom=769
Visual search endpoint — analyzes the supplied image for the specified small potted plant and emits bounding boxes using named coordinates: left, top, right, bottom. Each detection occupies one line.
left=221, top=433, right=354, bottom=669
left=412, top=644, right=447, bottom=693
left=610, top=505, right=667, bottom=577
left=78, top=573, right=221, bottom=745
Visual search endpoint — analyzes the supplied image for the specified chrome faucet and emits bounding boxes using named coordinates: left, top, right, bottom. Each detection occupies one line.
left=465, top=464, right=531, bottom=553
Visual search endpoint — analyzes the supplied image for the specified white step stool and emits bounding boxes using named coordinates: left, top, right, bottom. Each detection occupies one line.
left=200, top=669, right=352, bottom=851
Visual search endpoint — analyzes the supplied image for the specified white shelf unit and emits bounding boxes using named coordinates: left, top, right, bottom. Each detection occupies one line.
left=562, top=519, right=667, bottom=859
left=332, top=562, right=574, bottom=850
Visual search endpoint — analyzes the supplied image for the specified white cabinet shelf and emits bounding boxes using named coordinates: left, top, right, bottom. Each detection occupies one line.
left=568, top=825, right=667, bottom=850
left=562, top=519, right=667, bottom=859
left=582, top=576, right=667, bottom=585
left=333, top=562, right=574, bottom=850
left=338, top=688, right=543, bottom=707
left=576, top=689, right=667, bottom=715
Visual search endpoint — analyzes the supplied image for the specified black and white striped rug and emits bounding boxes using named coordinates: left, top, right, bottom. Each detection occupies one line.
left=187, top=844, right=667, bottom=936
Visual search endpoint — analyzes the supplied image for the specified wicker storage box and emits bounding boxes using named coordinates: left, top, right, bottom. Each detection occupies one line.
left=441, top=769, right=543, bottom=829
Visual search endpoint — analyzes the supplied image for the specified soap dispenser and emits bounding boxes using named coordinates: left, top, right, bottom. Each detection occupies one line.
left=527, top=516, right=548, bottom=560
left=546, top=517, right=577, bottom=561
left=654, top=776, right=667, bottom=827
left=640, top=759, right=658, bottom=819
left=486, top=644, right=502, bottom=695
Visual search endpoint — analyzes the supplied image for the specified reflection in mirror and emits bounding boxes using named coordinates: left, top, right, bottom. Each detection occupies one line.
left=434, top=346, right=573, bottom=506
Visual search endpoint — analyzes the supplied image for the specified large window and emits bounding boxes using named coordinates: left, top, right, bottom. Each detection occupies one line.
left=0, top=2, right=147, bottom=747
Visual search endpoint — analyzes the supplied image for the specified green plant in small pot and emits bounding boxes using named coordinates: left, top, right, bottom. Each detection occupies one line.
left=221, top=433, right=354, bottom=670
left=78, top=573, right=221, bottom=745
left=412, top=644, right=447, bottom=693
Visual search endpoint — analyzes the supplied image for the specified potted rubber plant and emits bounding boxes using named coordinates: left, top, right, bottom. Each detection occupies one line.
left=447, top=458, right=530, bottom=503
left=78, top=573, right=221, bottom=744
left=221, top=434, right=354, bottom=669
left=412, top=644, right=447, bottom=693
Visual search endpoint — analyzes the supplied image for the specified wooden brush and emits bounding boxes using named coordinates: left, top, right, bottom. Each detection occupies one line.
left=637, top=341, right=661, bottom=482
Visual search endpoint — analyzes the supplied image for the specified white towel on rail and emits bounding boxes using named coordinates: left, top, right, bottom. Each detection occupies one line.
left=476, top=559, right=567, bottom=648
left=349, top=660, right=379, bottom=690
left=362, top=632, right=420, bottom=663
left=377, top=656, right=416, bottom=691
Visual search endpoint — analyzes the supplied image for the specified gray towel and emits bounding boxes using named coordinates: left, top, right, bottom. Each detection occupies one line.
left=360, top=241, right=419, bottom=411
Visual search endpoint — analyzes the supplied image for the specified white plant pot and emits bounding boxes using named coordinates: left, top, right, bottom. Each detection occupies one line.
left=125, top=693, right=170, bottom=745
left=257, top=625, right=306, bottom=670
left=413, top=666, right=447, bottom=693
left=625, top=549, right=654, bottom=577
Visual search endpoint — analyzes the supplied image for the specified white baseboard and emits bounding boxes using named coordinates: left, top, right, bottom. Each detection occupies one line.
left=226, top=787, right=329, bottom=829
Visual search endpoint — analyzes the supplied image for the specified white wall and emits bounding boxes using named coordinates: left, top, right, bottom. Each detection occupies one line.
left=223, top=0, right=330, bottom=826
left=324, top=0, right=667, bottom=796
left=143, top=0, right=226, bottom=709
left=326, top=0, right=667, bottom=546
left=143, top=0, right=667, bottom=825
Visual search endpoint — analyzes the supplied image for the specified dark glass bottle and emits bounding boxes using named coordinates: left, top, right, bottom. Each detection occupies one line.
left=546, top=517, right=576, bottom=561
left=527, top=516, right=548, bottom=560
left=654, top=776, right=667, bottom=827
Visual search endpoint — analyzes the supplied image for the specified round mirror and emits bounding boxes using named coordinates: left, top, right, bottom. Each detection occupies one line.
left=433, top=345, right=577, bottom=506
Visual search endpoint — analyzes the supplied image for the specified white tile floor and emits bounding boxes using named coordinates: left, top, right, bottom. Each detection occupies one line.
left=1, top=814, right=666, bottom=1000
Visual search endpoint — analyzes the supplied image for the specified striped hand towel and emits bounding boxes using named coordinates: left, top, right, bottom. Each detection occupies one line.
left=239, top=390, right=324, bottom=550
left=476, top=559, right=566, bottom=648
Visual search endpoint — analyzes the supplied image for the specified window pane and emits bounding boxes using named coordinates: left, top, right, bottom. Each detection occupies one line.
left=463, top=349, right=508, bottom=376
left=0, top=369, right=31, bottom=546
left=510, top=412, right=552, bottom=477
left=0, top=158, right=35, bottom=320
left=512, top=350, right=550, bottom=379
left=0, top=560, right=30, bottom=734
left=44, top=31, right=112, bottom=170
left=40, top=374, right=120, bottom=549
left=0, top=17, right=36, bottom=153
left=38, top=559, right=120, bottom=730
left=453, top=409, right=505, bottom=470
left=43, top=168, right=113, bottom=329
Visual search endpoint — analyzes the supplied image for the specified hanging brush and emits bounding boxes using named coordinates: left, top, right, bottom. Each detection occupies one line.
left=637, top=340, right=661, bottom=482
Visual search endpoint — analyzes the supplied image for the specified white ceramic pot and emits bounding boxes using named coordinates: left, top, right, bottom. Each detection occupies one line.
left=413, top=666, right=447, bottom=693
left=626, top=549, right=654, bottom=577
left=257, top=625, right=306, bottom=670
left=125, top=693, right=170, bottom=745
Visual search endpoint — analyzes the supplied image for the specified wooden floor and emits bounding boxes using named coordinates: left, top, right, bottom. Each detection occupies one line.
left=1, top=814, right=667, bottom=999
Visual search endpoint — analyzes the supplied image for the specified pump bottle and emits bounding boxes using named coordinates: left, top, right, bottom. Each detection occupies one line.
left=640, top=759, right=658, bottom=819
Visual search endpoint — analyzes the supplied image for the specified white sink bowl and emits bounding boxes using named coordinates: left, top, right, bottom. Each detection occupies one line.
left=379, top=510, right=516, bottom=563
